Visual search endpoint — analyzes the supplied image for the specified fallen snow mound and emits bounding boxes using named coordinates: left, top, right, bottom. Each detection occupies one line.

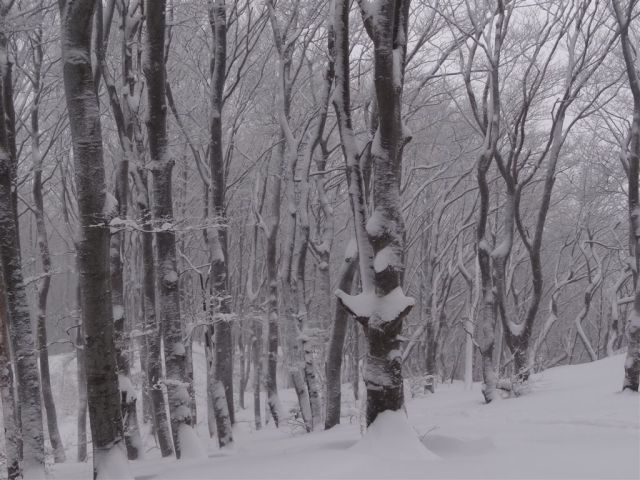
left=350, top=409, right=439, bottom=461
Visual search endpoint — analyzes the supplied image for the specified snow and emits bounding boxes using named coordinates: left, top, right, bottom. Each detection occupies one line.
left=335, top=286, right=415, bottom=322
left=366, top=209, right=385, bottom=237
left=41, top=349, right=639, bottom=480
left=102, top=192, right=118, bottom=218
left=345, top=237, right=358, bottom=260
left=164, top=270, right=178, bottom=284
left=350, top=410, right=439, bottom=461
left=94, top=443, right=133, bottom=480
left=373, top=245, right=400, bottom=273
left=112, top=304, right=124, bottom=321
left=177, top=425, right=206, bottom=459
left=118, top=374, right=136, bottom=400
left=392, top=48, right=402, bottom=88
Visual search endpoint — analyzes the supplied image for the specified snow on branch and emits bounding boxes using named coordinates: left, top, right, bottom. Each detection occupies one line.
left=335, top=286, right=415, bottom=324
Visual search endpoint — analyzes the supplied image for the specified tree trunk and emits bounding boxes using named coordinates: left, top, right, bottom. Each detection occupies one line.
left=60, top=1, right=129, bottom=477
left=252, top=318, right=262, bottom=430
left=334, top=0, right=415, bottom=427
left=0, top=264, right=20, bottom=479
left=144, top=0, right=199, bottom=457
left=265, top=139, right=285, bottom=427
left=30, top=25, right=65, bottom=462
left=0, top=23, right=46, bottom=478
left=325, top=249, right=357, bottom=429
left=613, top=0, right=640, bottom=392
left=206, top=0, right=234, bottom=448
left=140, top=197, right=173, bottom=457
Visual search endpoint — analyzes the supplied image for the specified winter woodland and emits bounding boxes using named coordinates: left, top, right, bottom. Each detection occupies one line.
left=0, top=0, right=639, bottom=479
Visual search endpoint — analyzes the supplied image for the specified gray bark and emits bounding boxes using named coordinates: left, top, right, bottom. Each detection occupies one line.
left=144, top=0, right=197, bottom=457
left=0, top=15, right=46, bottom=477
left=60, top=0, right=127, bottom=477
left=0, top=263, right=20, bottom=479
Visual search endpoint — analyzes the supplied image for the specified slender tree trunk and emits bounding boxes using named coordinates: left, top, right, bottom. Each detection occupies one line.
left=207, top=0, right=234, bottom=448
left=74, top=257, right=88, bottom=463
left=144, top=0, right=199, bottom=457
left=265, top=140, right=285, bottom=427
left=138, top=188, right=173, bottom=457
left=60, top=1, right=130, bottom=477
left=252, top=318, right=262, bottom=430
left=29, top=25, right=65, bottom=462
left=0, top=22, right=46, bottom=478
left=325, top=249, right=357, bottom=429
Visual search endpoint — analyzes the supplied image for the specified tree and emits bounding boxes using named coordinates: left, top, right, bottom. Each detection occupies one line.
left=144, top=0, right=201, bottom=457
left=334, top=0, right=415, bottom=426
left=206, top=0, right=234, bottom=447
left=0, top=1, right=46, bottom=476
left=612, top=0, right=640, bottom=392
left=59, top=0, right=130, bottom=477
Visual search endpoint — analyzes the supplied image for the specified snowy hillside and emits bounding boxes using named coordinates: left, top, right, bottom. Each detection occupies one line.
left=40, top=352, right=640, bottom=479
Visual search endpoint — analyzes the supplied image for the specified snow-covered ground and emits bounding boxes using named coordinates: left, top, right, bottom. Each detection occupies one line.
left=17, top=352, right=640, bottom=479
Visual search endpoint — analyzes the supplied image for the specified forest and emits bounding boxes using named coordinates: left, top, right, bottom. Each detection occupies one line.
left=0, top=0, right=639, bottom=479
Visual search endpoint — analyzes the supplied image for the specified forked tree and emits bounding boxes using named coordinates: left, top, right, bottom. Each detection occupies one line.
left=334, top=0, right=415, bottom=426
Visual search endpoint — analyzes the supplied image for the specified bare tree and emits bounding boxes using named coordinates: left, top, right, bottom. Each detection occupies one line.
left=334, top=0, right=415, bottom=426
left=612, top=0, right=640, bottom=391
left=60, top=0, right=130, bottom=477
left=144, top=0, right=200, bottom=456
left=0, top=1, right=45, bottom=476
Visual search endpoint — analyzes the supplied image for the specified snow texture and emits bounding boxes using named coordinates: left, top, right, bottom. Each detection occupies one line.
left=113, top=304, right=125, bottom=322
left=177, top=425, right=206, bottom=459
left=118, top=374, right=136, bottom=400
left=336, top=286, right=415, bottom=322
left=350, top=410, right=439, bottom=461
left=94, top=443, right=133, bottom=480
left=373, top=246, right=400, bottom=273
left=43, top=347, right=639, bottom=480
left=366, top=209, right=385, bottom=237
left=345, top=238, right=358, bottom=260
left=103, top=192, right=118, bottom=218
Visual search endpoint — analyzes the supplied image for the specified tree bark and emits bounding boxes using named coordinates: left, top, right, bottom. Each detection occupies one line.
left=325, top=247, right=357, bottom=429
left=0, top=16, right=46, bottom=478
left=334, top=0, right=414, bottom=427
left=144, top=0, right=199, bottom=457
left=613, top=0, right=640, bottom=392
left=0, top=263, right=20, bottom=479
left=206, top=0, right=234, bottom=448
left=60, top=0, right=129, bottom=477
left=29, top=23, right=65, bottom=463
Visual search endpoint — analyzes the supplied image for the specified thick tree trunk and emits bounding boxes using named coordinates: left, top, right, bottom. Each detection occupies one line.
left=0, top=264, right=20, bottom=479
left=60, top=1, right=129, bottom=477
left=613, top=0, right=640, bottom=392
left=144, top=0, right=199, bottom=457
left=325, top=249, right=357, bottom=429
left=0, top=26, right=46, bottom=479
left=334, top=0, right=414, bottom=427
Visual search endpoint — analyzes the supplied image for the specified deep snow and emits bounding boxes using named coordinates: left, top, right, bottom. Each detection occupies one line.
left=4, top=350, right=639, bottom=479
